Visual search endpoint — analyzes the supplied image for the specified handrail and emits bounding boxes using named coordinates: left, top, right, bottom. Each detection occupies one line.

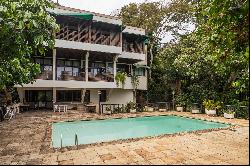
left=75, top=133, right=78, bottom=149
left=60, top=134, right=63, bottom=149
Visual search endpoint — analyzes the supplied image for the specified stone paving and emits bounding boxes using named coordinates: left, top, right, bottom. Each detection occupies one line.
left=0, top=110, right=249, bottom=165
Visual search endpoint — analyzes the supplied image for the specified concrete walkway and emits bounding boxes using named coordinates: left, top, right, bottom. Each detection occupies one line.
left=0, top=110, right=249, bottom=165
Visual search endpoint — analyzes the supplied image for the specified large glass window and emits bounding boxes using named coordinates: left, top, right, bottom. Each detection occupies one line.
left=56, top=59, right=81, bottom=80
left=89, top=62, right=106, bottom=76
left=25, top=90, right=52, bottom=102
left=56, top=90, right=81, bottom=102
left=134, top=68, right=145, bottom=76
left=106, top=63, right=114, bottom=74
left=117, top=64, right=130, bottom=75
left=34, top=58, right=53, bottom=80
left=34, top=58, right=52, bottom=72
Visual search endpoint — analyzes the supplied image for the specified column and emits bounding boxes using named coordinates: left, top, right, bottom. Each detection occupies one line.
left=113, top=55, right=118, bottom=82
left=85, top=51, right=89, bottom=82
left=53, top=87, right=56, bottom=103
left=53, top=49, right=56, bottom=80
left=81, top=89, right=86, bottom=103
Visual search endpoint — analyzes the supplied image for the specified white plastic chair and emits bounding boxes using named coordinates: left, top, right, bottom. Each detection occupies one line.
left=53, top=105, right=59, bottom=112
left=64, top=105, right=68, bottom=112
left=4, top=106, right=15, bottom=120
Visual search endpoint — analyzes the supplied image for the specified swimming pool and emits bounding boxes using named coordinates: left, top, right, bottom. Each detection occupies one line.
left=52, top=115, right=229, bottom=148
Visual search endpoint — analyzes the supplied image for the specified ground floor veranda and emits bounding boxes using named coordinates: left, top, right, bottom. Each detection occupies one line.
left=0, top=110, right=248, bottom=165
left=16, top=88, right=137, bottom=113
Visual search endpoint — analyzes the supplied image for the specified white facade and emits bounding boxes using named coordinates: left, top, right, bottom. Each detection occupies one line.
left=16, top=5, right=148, bottom=111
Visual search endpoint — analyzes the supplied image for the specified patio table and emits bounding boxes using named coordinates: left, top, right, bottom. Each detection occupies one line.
left=58, top=105, right=68, bottom=112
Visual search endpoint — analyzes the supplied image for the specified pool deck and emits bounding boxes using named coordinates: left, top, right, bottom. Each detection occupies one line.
left=0, top=110, right=249, bottom=165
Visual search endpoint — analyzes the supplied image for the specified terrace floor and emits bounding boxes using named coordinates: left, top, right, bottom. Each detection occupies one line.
left=0, top=110, right=249, bottom=165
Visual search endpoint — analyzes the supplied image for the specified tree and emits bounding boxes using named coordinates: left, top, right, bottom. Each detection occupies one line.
left=0, top=0, right=59, bottom=103
left=156, top=0, right=249, bottom=112
left=194, top=0, right=249, bottom=104
left=115, top=0, right=195, bottom=79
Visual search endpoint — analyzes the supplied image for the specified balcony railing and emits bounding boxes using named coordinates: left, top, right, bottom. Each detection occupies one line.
left=55, top=69, right=114, bottom=82
left=57, top=71, right=85, bottom=81
left=122, top=40, right=144, bottom=54
left=56, top=23, right=121, bottom=47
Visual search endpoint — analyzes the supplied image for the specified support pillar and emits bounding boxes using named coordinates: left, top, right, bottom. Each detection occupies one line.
left=53, top=49, right=56, bottom=80
left=81, top=89, right=86, bottom=103
left=113, top=55, right=118, bottom=84
left=85, top=51, right=89, bottom=82
left=53, top=88, right=56, bottom=103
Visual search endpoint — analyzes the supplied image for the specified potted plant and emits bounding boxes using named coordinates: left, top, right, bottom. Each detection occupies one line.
left=126, top=101, right=136, bottom=113
left=223, top=110, right=235, bottom=119
left=223, top=105, right=235, bottom=119
left=203, top=99, right=221, bottom=116
left=191, top=103, right=201, bottom=114
left=115, top=71, right=127, bottom=88
left=176, top=105, right=183, bottom=112
left=175, top=95, right=185, bottom=112
left=145, top=105, right=154, bottom=112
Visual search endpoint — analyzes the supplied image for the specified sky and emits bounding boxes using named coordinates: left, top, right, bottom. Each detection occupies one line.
left=51, top=0, right=193, bottom=43
left=52, top=0, right=159, bottom=15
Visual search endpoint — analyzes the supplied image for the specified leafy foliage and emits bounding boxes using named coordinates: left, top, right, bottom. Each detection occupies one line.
left=0, top=0, right=59, bottom=91
left=148, top=0, right=248, bottom=118
left=115, top=71, right=127, bottom=88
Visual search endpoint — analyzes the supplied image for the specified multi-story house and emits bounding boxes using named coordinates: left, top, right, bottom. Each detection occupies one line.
left=15, top=4, right=148, bottom=113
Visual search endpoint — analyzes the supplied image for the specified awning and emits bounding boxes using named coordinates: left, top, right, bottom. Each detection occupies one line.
left=133, top=64, right=150, bottom=69
left=55, top=13, right=94, bottom=20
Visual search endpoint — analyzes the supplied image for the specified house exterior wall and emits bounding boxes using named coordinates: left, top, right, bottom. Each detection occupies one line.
left=15, top=5, right=147, bottom=107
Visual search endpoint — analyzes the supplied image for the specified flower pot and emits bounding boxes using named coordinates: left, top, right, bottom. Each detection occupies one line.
left=191, top=109, right=200, bottom=114
left=146, top=106, right=154, bottom=112
left=224, top=113, right=234, bottom=119
left=176, top=106, right=183, bottom=112
left=205, top=109, right=216, bottom=115
left=130, top=109, right=136, bottom=113
left=159, top=108, right=166, bottom=112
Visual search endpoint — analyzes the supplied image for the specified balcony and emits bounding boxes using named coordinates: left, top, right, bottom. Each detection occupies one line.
left=55, top=15, right=121, bottom=47
left=119, top=33, right=146, bottom=62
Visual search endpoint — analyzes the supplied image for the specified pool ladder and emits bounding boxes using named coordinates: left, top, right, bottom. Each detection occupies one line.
left=60, top=133, right=79, bottom=149
left=75, top=133, right=79, bottom=149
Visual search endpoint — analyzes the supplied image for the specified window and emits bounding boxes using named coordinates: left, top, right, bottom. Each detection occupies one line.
left=134, top=68, right=145, bottom=76
left=56, top=90, right=81, bottom=102
left=100, top=90, right=107, bottom=102
left=25, top=90, right=52, bottom=102
left=117, top=64, right=130, bottom=75
left=89, top=62, right=106, bottom=76
left=56, top=59, right=81, bottom=80
left=34, top=58, right=53, bottom=72
left=106, top=63, right=114, bottom=74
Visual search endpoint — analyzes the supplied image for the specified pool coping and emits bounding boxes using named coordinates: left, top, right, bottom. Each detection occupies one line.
left=46, top=113, right=238, bottom=152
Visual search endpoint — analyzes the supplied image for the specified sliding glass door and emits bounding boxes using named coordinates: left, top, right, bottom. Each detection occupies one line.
left=25, top=90, right=53, bottom=109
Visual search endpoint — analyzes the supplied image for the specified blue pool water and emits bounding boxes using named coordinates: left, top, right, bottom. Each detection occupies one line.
left=52, top=115, right=229, bottom=148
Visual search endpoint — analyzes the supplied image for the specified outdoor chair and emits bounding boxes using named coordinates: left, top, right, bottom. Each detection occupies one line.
left=58, top=105, right=68, bottom=112
left=53, top=104, right=59, bottom=112
left=4, top=105, right=16, bottom=120
left=54, top=104, right=68, bottom=113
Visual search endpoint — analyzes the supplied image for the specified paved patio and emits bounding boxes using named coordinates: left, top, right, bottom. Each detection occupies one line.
left=0, top=110, right=249, bottom=165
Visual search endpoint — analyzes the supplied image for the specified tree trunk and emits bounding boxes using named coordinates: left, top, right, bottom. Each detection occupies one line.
left=148, top=45, right=153, bottom=80
left=3, top=87, right=12, bottom=105
left=175, top=79, right=181, bottom=95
